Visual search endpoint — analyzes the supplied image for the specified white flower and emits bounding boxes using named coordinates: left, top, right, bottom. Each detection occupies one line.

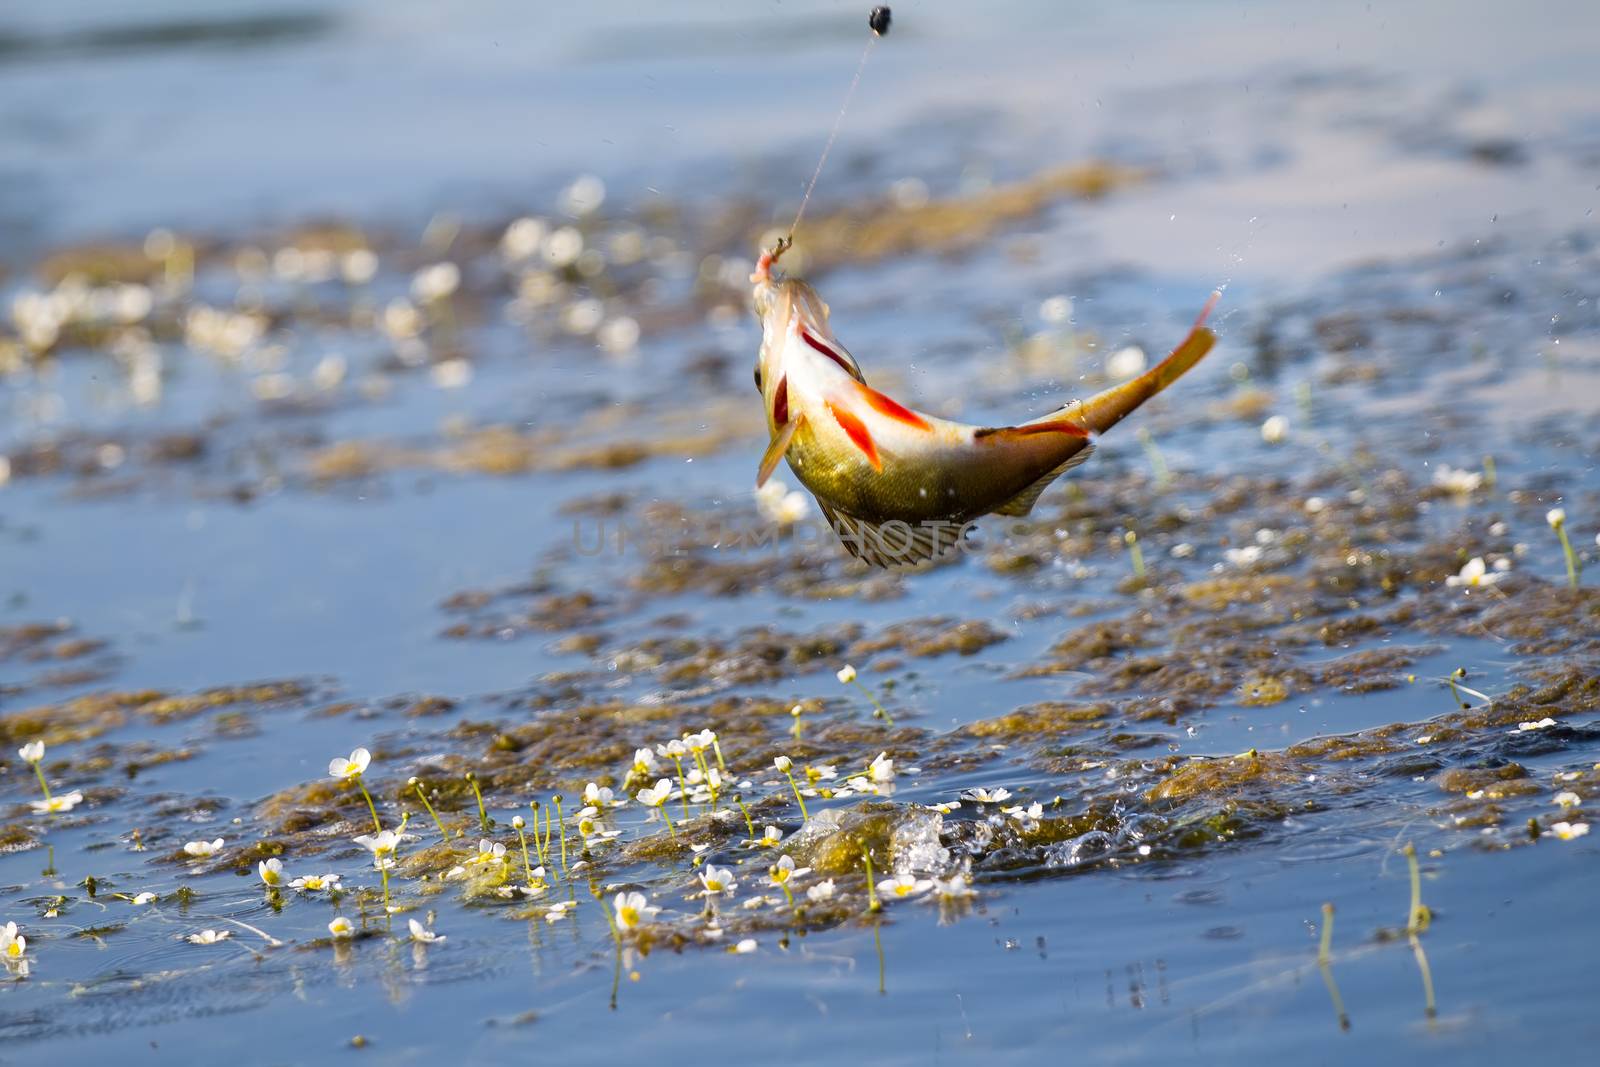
left=1260, top=415, right=1290, bottom=445
left=769, top=855, right=810, bottom=886
left=933, top=874, right=975, bottom=900
left=30, top=791, right=83, bottom=814
left=806, top=879, right=836, bottom=902
left=544, top=901, right=574, bottom=923
left=353, top=829, right=402, bottom=869
left=328, top=916, right=355, bottom=939
left=1003, top=802, right=1045, bottom=822
left=577, top=807, right=622, bottom=842
left=657, top=739, right=687, bottom=760
left=1107, top=345, right=1148, bottom=380
left=408, top=918, right=445, bottom=944
left=758, top=825, right=783, bottom=847
left=328, top=748, right=371, bottom=780
left=756, top=480, right=811, bottom=525
left=637, top=778, right=672, bottom=808
left=612, top=891, right=659, bottom=931
left=1431, top=465, right=1482, bottom=495
left=583, top=782, right=619, bottom=808
left=1550, top=821, right=1590, bottom=841
left=17, top=741, right=44, bottom=764
left=1546, top=508, right=1566, bottom=529
left=1, top=922, right=25, bottom=961
left=1516, top=718, right=1557, bottom=732
left=1554, top=791, right=1582, bottom=809
left=292, top=873, right=340, bottom=892
left=1447, top=557, right=1506, bottom=588
left=963, top=787, right=1011, bottom=804
left=183, top=838, right=225, bottom=858
left=698, top=866, right=737, bottom=896
left=188, top=929, right=231, bottom=945
left=869, top=752, right=895, bottom=783
left=131, top=892, right=157, bottom=905
left=258, top=858, right=286, bottom=887
left=774, top=755, right=793, bottom=773
left=468, top=839, right=508, bottom=867
left=1224, top=545, right=1263, bottom=569
left=410, top=262, right=460, bottom=303
left=836, top=665, right=858, bottom=684
left=876, top=873, right=935, bottom=899
left=631, top=748, right=657, bottom=776
left=733, top=938, right=758, bottom=954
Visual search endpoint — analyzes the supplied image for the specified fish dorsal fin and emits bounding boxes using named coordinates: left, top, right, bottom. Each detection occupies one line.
left=991, top=445, right=1096, bottom=517
left=755, top=416, right=803, bottom=488
left=817, top=500, right=968, bottom=570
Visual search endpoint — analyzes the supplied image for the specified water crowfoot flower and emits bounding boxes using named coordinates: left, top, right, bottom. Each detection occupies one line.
left=774, top=755, right=810, bottom=819
left=698, top=866, right=737, bottom=897
left=30, top=791, right=84, bottom=814
left=187, top=929, right=231, bottom=945
left=963, top=787, right=1011, bottom=804
left=1550, top=821, right=1589, bottom=841
left=1554, top=791, right=1582, bottom=809
left=1, top=922, right=26, bottom=963
left=768, top=855, right=811, bottom=908
left=733, top=938, right=758, bottom=954
left=806, top=879, right=836, bottom=902
left=131, top=892, right=158, bottom=905
left=328, top=747, right=381, bottom=832
left=354, top=829, right=403, bottom=869
left=18, top=741, right=66, bottom=809
left=876, top=873, right=936, bottom=900
left=291, top=874, right=340, bottom=893
left=183, top=838, right=225, bottom=859
left=1547, top=508, right=1582, bottom=587
left=837, top=665, right=895, bottom=726
left=1446, top=557, right=1507, bottom=589
left=869, top=752, right=895, bottom=784
left=258, top=858, right=286, bottom=888
left=408, top=918, right=445, bottom=944
left=637, top=779, right=677, bottom=839
left=328, top=916, right=355, bottom=939
left=612, top=891, right=659, bottom=933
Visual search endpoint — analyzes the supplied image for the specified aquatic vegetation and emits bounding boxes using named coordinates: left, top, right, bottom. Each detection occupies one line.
left=1547, top=508, right=1582, bottom=587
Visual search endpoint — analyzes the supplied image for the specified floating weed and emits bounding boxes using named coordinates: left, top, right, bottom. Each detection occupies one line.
left=410, top=777, right=451, bottom=842
left=774, top=756, right=810, bottom=820
left=1547, top=508, right=1582, bottom=587
left=837, top=664, right=894, bottom=727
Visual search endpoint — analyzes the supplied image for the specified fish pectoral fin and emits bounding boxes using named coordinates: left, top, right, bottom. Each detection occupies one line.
left=817, top=500, right=968, bottom=570
left=755, top=417, right=802, bottom=488
left=990, top=445, right=1096, bottom=517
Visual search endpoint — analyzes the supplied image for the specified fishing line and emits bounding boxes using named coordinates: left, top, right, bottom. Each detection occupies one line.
left=786, top=6, right=892, bottom=244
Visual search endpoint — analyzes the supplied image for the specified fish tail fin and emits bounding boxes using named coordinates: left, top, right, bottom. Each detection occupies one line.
left=1057, top=291, right=1220, bottom=436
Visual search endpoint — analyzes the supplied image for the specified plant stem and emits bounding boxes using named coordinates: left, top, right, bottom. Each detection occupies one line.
left=467, top=773, right=490, bottom=832
left=782, top=768, right=810, bottom=820
left=1555, top=523, right=1581, bottom=587
left=553, top=796, right=569, bottom=875
left=355, top=779, right=381, bottom=833
left=863, top=847, right=881, bottom=913
left=413, top=782, right=449, bottom=842
left=32, top=763, right=52, bottom=802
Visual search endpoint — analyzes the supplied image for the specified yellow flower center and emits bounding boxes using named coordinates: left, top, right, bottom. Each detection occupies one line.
left=5, top=942, right=20, bottom=958
left=619, top=906, right=639, bottom=928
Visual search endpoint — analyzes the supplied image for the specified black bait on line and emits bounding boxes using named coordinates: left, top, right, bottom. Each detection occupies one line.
left=869, top=6, right=891, bottom=37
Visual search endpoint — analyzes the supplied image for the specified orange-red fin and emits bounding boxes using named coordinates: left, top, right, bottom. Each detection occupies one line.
left=756, top=416, right=801, bottom=488
left=856, top=383, right=931, bottom=430
left=827, top=401, right=882, bottom=471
